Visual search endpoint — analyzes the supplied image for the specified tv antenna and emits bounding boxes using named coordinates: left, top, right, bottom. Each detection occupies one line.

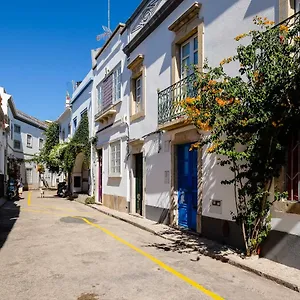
left=96, top=0, right=112, bottom=42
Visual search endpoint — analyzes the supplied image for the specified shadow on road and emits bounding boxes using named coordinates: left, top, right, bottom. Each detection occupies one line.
left=144, top=227, right=243, bottom=261
left=0, top=200, right=20, bottom=250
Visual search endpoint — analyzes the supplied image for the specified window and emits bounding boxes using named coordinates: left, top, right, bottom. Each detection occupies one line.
left=110, top=140, right=121, bottom=175
left=10, top=124, right=13, bottom=140
left=62, top=129, right=65, bottom=141
left=39, top=138, right=44, bottom=150
left=26, top=168, right=33, bottom=185
left=73, top=117, right=77, bottom=130
left=14, top=124, right=21, bottom=133
left=27, top=134, right=32, bottom=148
left=68, top=124, right=71, bottom=135
left=14, top=140, right=21, bottom=149
left=134, top=76, right=142, bottom=114
left=128, top=55, right=144, bottom=120
left=181, top=35, right=198, bottom=78
left=81, top=108, right=87, bottom=118
left=113, top=64, right=121, bottom=103
left=97, top=84, right=102, bottom=111
left=296, top=0, right=300, bottom=12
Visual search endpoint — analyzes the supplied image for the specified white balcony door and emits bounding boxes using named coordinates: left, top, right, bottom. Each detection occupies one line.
left=181, top=35, right=198, bottom=79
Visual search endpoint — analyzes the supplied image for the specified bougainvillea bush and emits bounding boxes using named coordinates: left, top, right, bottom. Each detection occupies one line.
left=182, top=16, right=300, bottom=255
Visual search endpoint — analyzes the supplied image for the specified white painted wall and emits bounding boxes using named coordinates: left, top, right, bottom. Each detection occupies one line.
left=124, top=0, right=278, bottom=222
left=92, top=26, right=129, bottom=202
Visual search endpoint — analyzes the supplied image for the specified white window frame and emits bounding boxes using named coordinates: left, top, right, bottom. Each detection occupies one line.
left=39, top=138, right=44, bottom=150
left=14, top=124, right=21, bottom=134
left=135, top=76, right=142, bottom=114
left=113, top=64, right=122, bottom=103
left=26, top=134, right=32, bottom=148
left=14, top=140, right=21, bottom=150
left=180, top=34, right=198, bottom=78
left=109, top=140, right=121, bottom=177
left=73, top=117, right=77, bottom=131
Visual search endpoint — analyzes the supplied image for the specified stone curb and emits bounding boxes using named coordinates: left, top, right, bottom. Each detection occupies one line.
left=86, top=203, right=300, bottom=293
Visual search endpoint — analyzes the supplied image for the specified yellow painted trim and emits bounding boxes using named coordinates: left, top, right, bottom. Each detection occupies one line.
left=81, top=217, right=224, bottom=300
left=27, top=192, right=31, bottom=206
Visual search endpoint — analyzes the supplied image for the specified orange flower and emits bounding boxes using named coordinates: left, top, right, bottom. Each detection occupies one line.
left=207, top=143, right=219, bottom=153
left=279, top=24, right=288, bottom=32
left=216, top=97, right=227, bottom=106
left=272, top=121, right=277, bottom=127
left=208, top=80, right=217, bottom=86
left=185, top=97, right=195, bottom=105
left=235, top=33, right=247, bottom=41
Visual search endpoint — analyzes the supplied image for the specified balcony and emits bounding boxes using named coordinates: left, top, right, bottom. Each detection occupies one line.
left=158, top=73, right=197, bottom=129
left=95, top=102, right=117, bottom=124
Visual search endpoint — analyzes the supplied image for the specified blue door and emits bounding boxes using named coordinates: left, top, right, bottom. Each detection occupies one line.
left=177, top=143, right=198, bottom=231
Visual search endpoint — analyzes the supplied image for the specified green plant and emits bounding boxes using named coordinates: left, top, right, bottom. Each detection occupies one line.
left=85, top=196, right=95, bottom=204
left=181, top=16, right=300, bottom=255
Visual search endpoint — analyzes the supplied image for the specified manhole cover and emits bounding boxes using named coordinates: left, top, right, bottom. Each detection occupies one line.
left=60, top=217, right=97, bottom=224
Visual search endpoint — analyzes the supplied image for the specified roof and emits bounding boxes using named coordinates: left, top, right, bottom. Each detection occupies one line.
left=15, top=109, right=48, bottom=129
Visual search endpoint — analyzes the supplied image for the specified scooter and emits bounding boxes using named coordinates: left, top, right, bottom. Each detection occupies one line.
left=57, top=182, right=69, bottom=198
left=7, top=179, right=17, bottom=200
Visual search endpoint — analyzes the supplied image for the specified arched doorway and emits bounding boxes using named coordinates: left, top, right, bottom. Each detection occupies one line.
left=72, top=152, right=90, bottom=194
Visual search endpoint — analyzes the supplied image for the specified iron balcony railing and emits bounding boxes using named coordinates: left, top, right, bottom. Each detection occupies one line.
left=158, top=73, right=197, bottom=125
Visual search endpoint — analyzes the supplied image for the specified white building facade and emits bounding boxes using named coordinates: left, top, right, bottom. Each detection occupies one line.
left=0, top=87, right=48, bottom=190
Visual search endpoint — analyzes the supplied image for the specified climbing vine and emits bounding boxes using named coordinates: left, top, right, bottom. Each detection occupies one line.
left=182, top=16, right=300, bottom=255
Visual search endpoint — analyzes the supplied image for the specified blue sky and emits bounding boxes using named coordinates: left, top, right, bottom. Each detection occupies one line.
left=0, top=0, right=141, bottom=121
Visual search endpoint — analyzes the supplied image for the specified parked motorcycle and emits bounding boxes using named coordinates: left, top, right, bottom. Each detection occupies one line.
left=7, top=179, right=17, bottom=200
left=57, top=182, right=69, bottom=198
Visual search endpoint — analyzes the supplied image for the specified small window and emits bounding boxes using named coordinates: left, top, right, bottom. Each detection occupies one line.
left=14, top=125, right=21, bottom=133
left=39, top=138, right=44, bottom=150
left=26, top=168, right=33, bottom=185
left=27, top=134, right=32, bottom=148
left=134, top=76, right=143, bottom=114
left=62, top=129, right=65, bottom=141
left=73, top=117, right=77, bottom=131
left=14, top=140, right=21, bottom=150
left=81, top=108, right=87, bottom=118
left=97, top=84, right=102, bottom=111
left=180, top=34, right=198, bottom=78
left=110, top=140, right=121, bottom=176
left=10, top=124, right=13, bottom=140
left=113, top=64, right=122, bottom=103
left=68, top=124, right=71, bottom=135
left=296, top=0, right=300, bottom=12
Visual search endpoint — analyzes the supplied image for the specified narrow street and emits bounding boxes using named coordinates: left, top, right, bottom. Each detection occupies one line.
left=0, top=191, right=298, bottom=300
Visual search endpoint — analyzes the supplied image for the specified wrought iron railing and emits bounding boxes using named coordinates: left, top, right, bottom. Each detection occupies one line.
left=158, top=73, right=197, bottom=125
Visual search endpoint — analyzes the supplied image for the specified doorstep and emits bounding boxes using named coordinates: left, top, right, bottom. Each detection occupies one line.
left=87, top=203, right=300, bottom=293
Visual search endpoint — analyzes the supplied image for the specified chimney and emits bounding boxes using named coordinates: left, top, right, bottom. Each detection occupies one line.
left=66, top=91, right=71, bottom=108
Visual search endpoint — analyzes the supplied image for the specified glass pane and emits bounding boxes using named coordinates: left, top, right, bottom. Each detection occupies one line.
left=194, top=37, right=198, bottom=51
left=181, top=57, right=190, bottom=77
left=194, top=51, right=198, bottom=65
left=182, top=42, right=190, bottom=58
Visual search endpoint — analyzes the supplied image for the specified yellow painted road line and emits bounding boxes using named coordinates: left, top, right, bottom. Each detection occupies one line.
left=81, top=217, right=224, bottom=300
left=27, top=192, right=31, bottom=206
left=21, top=207, right=224, bottom=299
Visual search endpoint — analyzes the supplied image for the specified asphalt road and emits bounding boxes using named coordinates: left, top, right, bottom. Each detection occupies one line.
left=0, top=191, right=299, bottom=300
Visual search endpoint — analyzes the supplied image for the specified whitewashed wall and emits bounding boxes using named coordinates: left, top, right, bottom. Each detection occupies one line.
left=93, top=27, right=129, bottom=202
left=125, top=0, right=278, bottom=221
